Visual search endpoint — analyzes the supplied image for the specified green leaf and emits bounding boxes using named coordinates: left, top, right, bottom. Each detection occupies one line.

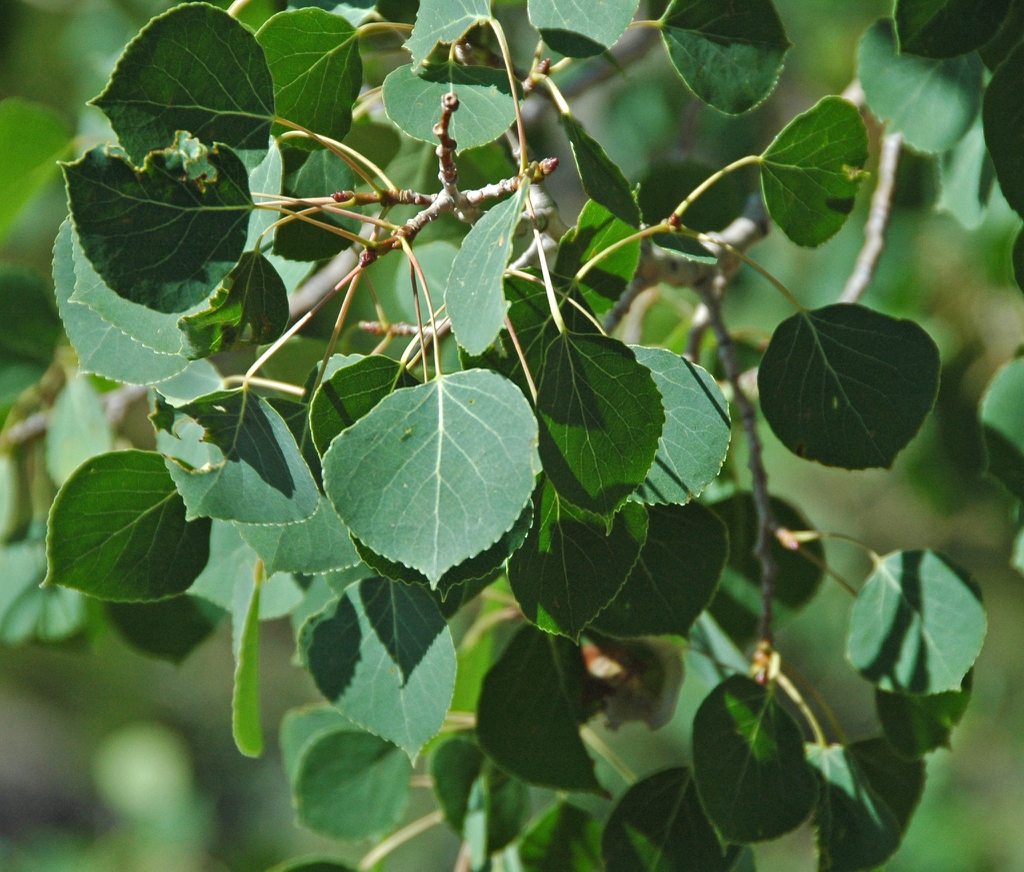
left=0, top=265, right=61, bottom=372
left=936, top=116, right=996, bottom=230
left=266, top=860, right=355, bottom=872
left=1015, top=228, right=1024, bottom=292
left=876, top=671, right=972, bottom=758
left=246, top=140, right=283, bottom=249
left=980, top=356, right=1024, bottom=499
left=590, top=501, right=726, bottom=639
left=509, top=478, right=647, bottom=640
left=536, top=332, right=664, bottom=517
left=0, top=535, right=85, bottom=645
left=446, top=184, right=530, bottom=355
left=980, top=0, right=1024, bottom=68
left=759, top=96, right=869, bottom=247
left=92, top=2, right=275, bottom=170
left=0, top=98, right=71, bottom=241
left=554, top=200, right=641, bottom=315
left=632, top=347, right=730, bottom=506
left=476, top=623, right=602, bottom=793
left=602, top=767, right=733, bottom=872
left=45, top=375, right=115, bottom=486
left=65, top=139, right=252, bottom=313
left=807, top=744, right=901, bottom=872
left=106, top=595, right=224, bottom=664
left=846, top=550, right=986, bottom=694
left=405, top=0, right=492, bottom=67
left=895, top=0, right=1011, bottom=58
left=165, top=390, right=320, bottom=524
left=758, top=304, right=940, bottom=469
left=660, top=0, right=791, bottom=115
left=562, top=115, right=641, bottom=227
left=323, top=370, right=539, bottom=585
left=45, top=450, right=212, bottom=602
left=518, top=802, right=602, bottom=872
left=299, top=577, right=457, bottom=756
left=179, top=252, right=289, bottom=359
left=432, top=735, right=530, bottom=857
left=529, top=0, right=639, bottom=58
left=847, top=738, right=926, bottom=833
left=707, top=493, right=824, bottom=648
left=232, top=568, right=264, bottom=757
left=859, top=18, right=983, bottom=154
left=692, top=675, right=818, bottom=843
left=257, top=8, right=361, bottom=144
left=383, top=62, right=521, bottom=151
left=281, top=707, right=411, bottom=839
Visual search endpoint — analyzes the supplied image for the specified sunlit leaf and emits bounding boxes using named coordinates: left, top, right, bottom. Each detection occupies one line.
left=405, top=0, right=492, bottom=67
left=529, top=0, right=639, bottom=57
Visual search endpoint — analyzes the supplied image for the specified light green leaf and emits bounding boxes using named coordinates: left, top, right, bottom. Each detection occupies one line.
left=246, top=140, right=283, bottom=250
left=323, top=369, right=539, bottom=585
left=92, top=2, right=275, bottom=170
left=519, top=802, right=602, bottom=872
left=476, top=623, right=602, bottom=793
left=45, top=375, right=115, bottom=486
left=45, top=450, right=212, bottom=602
left=383, top=62, right=520, bottom=151
left=937, top=116, right=996, bottom=230
left=895, top=0, right=1010, bottom=58
left=299, top=576, right=456, bottom=756
left=537, top=332, right=664, bottom=517
left=876, top=671, right=972, bottom=758
left=692, top=674, right=818, bottom=842
left=509, top=478, right=647, bottom=640
left=660, top=0, right=791, bottom=115
left=591, top=501, right=726, bottom=639
left=602, top=767, right=734, bottom=872
left=405, top=0, right=492, bottom=67
left=0, top=534, right=85, bottom=645
left=65, top=138, right=252, bottom=313
left=859, top=18, right=983, bottom=154
left=980, top=356, right=1024, bottom=499
left=760, top=96, right=869, bottom=247
left=806, top=744, right=901, bottom=872
left=165, top=390, right=320, bottom=524
left=846, top=550, right=986, bottom=694
left=257, top=8, right=361, bottom=144
left=847, top=738, right=926, bottom=834
left=446, top=184, right=530, bottom=355
left=106, top=595, right=224, bottom=664
left=758, top=304, right=940, bottom=469
left=0, top=98, right=71, bottom=241
left=179, top=251, right=289, bottom=359
left=529, top=0, right=639, bottom=57
left=984, top=40, right=1024, bottom=216
left=632, top=346, right=730, bottom=506
left=562, top=114, right=640, bottom=227
left=232, top=567, right=264, bottom=757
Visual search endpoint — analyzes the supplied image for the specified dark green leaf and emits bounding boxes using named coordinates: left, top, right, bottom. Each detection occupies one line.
left=591, top=501, right=726, bottom=639
left=692, top=675, right=818, bottom=843
left=477, top=623, right=602, bottom=793
left=383, top=62, right=521, bottom=151
left=760, top=96, right=868, bottom=247
left=46, top=450, right=212, bottom=602
left=537, top=332, right=664, bottom=517
left=758, top=304, right=940, bottom=469
left=446, top=184, right=530, bottom=355
left=0, top=98, right=72, bottom=241
left=860, top=18, right=983, bottom=154
left=1015, top=228, right=1024, bottom=292
left=847, top=738, right=926, bottom=833
left=65, top=138, right=252, bottom=313
left=895, top=0, right=1010, bottom=58
left=529, top=0, right=639, bottom=58
left=257, top=8, right=361, bottom=144
left=509, top=478, right=648, bottom=640
left=0, top=265, right=62, bottom=375
left=980, top=0, right=1024, bottom=68
left=266, top=860, right=355, bottom=872
left=846, top=550, right=986, bottom=694
left=554, top=200, right=641, bottom=315
left=602, top=767, right=733, bottom=872
left=232, top=569, right=263, bottom=756
left=92, top=2, right=274, bottom=170
left=562, top=115, right=641, bottom=227
left=708, top=493, right=824, bottom=647
left=807, top=744, right=901, bottom=872
left=405, top=0, right=492, bottom=66
left=106, top=595, right=224, bottom=663
left=179, top=251, right=288, bottom=358
left=323, top=370, right=539, bottom=585
left=166, top=390, right=320, bottom=524
left=518, top=802, right=602, bottom=872
left=979, top=352, right=1024, bottom=500
left=876, top=671, right=972, bottom=758
left=660, top=0, right=791, bottom=115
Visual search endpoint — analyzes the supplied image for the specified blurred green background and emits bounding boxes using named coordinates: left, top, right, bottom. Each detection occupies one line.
left=2, top=0, right=1023, bottom=869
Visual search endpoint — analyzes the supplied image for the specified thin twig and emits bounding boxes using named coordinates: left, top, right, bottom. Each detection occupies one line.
left=358, top=809, right=445, bottom=871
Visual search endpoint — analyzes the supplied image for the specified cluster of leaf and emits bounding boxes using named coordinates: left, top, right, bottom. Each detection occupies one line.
left=0, top=0, right=1016, bottom=869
